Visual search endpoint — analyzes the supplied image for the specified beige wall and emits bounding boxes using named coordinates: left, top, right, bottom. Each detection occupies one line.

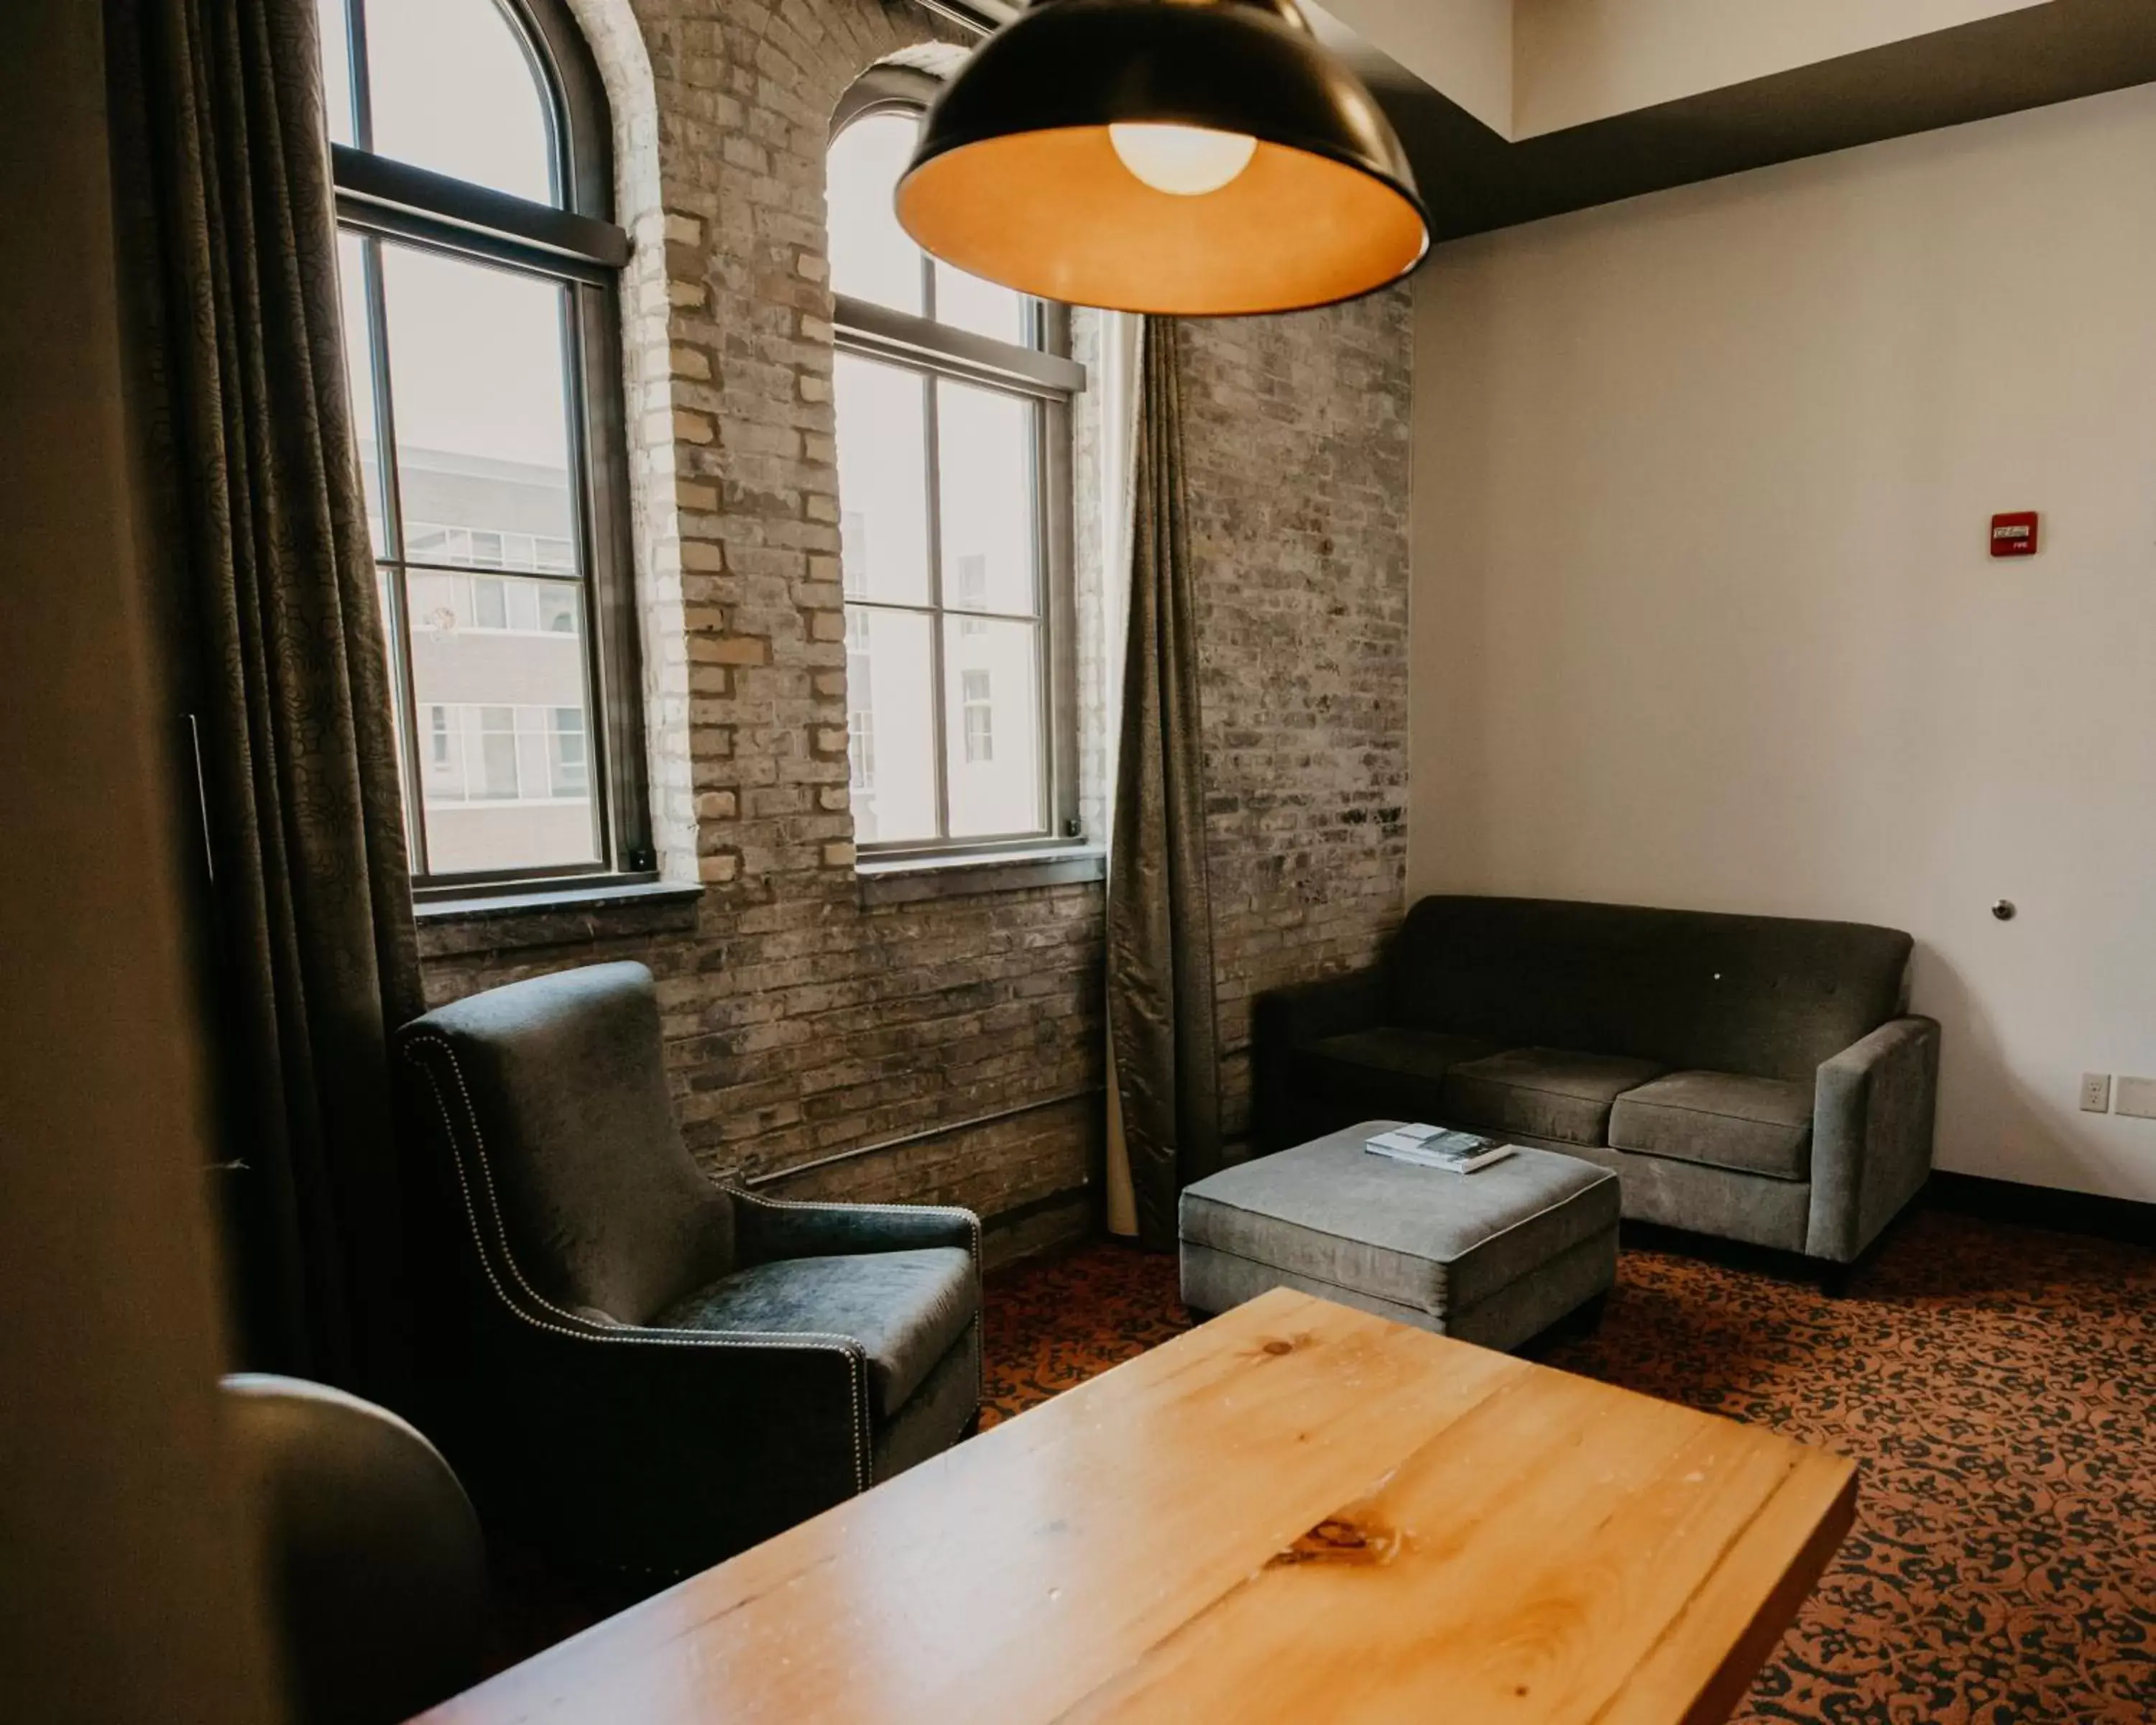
left=1319, top=0, right=2045, bottom=142
left=1411, top=82, right=2156, bottom=1203
left=1511, top=0, right=2047, bottom=137
left=1315, top=0, right=1514, bottom=134
left=0, top=2, right=282, bottom=1719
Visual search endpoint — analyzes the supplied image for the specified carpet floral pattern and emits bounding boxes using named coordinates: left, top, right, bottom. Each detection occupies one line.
left=980, top=1210, right=2156, bottom=1723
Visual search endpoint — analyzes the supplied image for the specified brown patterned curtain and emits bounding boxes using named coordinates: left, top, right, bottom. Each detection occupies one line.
left=1107, top=318, right=1222, bottom=1251
left=107, top=0, right=425, bottom=1399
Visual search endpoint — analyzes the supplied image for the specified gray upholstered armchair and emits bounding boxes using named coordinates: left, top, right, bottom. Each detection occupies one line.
left=395, top=962, right=982, bottom=1578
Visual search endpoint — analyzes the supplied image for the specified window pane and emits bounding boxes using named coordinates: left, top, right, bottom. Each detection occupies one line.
left=834, top=354, right=930, bottom=605
left=363, top=0, right=555, bottom=204
left=548, top=708, right=588, bottom=796
left=934, top=262, right=1029, bottom=346
left=379, top=244, right=578, bottom=571
left=537, top=584, right=577, bottom=632
left=410, top=577, right=599, bottom=873
left=316, top=0, right=356, bottom=146
left=478, top=707, right=520, bottom=799
left=943, top=616, right=1042, bottom=839
left=827, top=112, right=923, bottom=315
left=336, top=232, right=385, bottom=553
left=937, top=380, right=1038, bottom=618
left=845, top=606, right=936, bottom=844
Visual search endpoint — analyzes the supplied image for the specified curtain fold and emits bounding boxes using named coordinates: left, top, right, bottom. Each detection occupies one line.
left=108, top=0, right=425, bottom=1399
left=1107, top=318, right=1222, bottom=1251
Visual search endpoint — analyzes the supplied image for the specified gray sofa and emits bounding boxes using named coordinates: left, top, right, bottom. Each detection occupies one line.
left=1253, top=896, right=1939, bottom=1269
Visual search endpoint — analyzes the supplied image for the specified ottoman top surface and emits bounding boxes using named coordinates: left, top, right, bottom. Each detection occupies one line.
left=1181, top=1123, right=1616, bottom=1271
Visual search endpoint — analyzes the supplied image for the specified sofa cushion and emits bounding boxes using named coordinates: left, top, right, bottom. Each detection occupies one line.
left=1608, top=1070, right=1814, bottom=1181
left=1299, top=1028, right=1501, bottom=1114
left=653, top=1247, right=975, bottom=1420
left=1180, top=1126, right=1620, bottom=1317
left=1440, top=1047, right=1669, bottom=1146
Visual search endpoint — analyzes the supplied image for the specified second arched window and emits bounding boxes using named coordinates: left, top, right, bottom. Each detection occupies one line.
left=827, top=82, right=1084, bottom=857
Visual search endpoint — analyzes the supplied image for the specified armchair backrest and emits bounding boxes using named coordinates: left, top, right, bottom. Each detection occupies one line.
left=1388, top=896, right=1912, bottom=1082
left=397, top=962, right=734, bottom=1326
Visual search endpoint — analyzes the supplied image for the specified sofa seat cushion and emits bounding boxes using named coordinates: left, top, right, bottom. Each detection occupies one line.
left=1608, top=1071, right=1814, bottom=1181
left=1439, top=1047, right=1669, bottom=1146
left=1180, top=1126, right=1620, bottom=1317
left=653, top=1247, right=975, bottom=1420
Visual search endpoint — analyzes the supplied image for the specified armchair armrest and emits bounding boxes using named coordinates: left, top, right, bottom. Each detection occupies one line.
left=443, top=1300, right=873, bottom=1576
left=729, top=1190, right=982, bottom=1275
left=1250, top=965, right=1388, bottom=1152
left=1807, top=1015, right=1940, bottom=1264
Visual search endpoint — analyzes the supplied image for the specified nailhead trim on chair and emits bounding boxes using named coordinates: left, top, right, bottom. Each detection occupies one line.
left=728, top=1187, right=987, bottom=1476
left=401, top=1034, right=872, bottom=1496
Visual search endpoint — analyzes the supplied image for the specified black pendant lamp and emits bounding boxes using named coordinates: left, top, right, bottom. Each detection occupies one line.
left=895, top=0, right=1429, bottom=316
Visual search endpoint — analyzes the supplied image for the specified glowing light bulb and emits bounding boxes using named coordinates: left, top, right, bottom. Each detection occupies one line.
left=1107, top=123, right=1258, bottom=196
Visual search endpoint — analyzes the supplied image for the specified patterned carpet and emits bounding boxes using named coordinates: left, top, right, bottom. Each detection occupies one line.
left=980, top=1210, right=2156, bottom=1723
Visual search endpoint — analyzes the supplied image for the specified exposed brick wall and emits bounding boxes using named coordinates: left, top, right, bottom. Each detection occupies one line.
left=417, top=0, right=1411, bottom=1256
left=1182, top=295, right=1415, bottom=1147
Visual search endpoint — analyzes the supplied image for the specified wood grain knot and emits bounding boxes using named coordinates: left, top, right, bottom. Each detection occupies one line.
left=1261, top=1338, right=1296, bottom=1356
left=1271, top=1515, right=1402, bottom=1568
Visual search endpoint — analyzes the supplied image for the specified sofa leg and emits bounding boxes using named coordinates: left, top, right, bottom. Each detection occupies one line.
left=1817, top=1261, right=1855, bottom=1298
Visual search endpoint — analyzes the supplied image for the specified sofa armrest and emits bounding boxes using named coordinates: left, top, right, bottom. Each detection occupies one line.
left=1249, top=966, right=1387, bottom=1152
left=730, top=1190, right=982, bottom=1276
left=1254, top=966, right=1388, bottom=1048
left=1807, top=1015, right=1940, bottom=1264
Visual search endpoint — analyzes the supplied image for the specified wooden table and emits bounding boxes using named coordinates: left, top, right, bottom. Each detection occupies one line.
left=417, top=1288, right=1856, bottom=1725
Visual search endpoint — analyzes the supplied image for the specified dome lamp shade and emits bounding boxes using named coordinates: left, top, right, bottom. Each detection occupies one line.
left=895, top=0, right=1429, bottom=317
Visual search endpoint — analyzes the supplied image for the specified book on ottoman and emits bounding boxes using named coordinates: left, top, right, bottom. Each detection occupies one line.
left=1365, top=1123, right=1516, bottom=1173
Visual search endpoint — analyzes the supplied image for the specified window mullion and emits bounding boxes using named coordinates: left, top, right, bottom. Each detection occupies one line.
left=357, top=233, right=431, bottom=878
left=552, top=277, right=612, bottom=871
left=346, top=0, right=375, bottom=154
left=923, top=374, right=951, bottom=843
left=1028, top=395, right=1051, bottom=837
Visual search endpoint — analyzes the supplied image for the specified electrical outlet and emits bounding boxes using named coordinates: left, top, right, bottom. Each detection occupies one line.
left=2079, top=1072, right=2112, bottom=1113
left=2116, top=1076, right=2156, bottom=1120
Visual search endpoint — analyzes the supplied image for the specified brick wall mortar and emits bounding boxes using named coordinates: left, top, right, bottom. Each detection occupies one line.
left=422, top=0, right=1411, bottom=1243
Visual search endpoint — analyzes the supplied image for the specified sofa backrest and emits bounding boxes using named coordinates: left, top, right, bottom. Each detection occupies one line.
left=1388, top=896, right=1912, bottom=1082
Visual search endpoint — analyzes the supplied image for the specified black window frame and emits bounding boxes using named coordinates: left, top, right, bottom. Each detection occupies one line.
left=323, top=0, right=653, bottom=900
left=829, top=70, right=1084, bottom=863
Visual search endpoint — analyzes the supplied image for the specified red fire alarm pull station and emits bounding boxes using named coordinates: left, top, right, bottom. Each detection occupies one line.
left=1990, top=511, right=2039, bottom=557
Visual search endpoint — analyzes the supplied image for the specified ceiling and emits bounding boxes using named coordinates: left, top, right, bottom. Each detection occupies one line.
left=936, top=0, right=2156, bottom=248
left=1304, top=0, right=2156, bottom=242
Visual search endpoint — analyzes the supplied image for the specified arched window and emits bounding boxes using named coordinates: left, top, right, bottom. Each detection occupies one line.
left=319, top=0, right=648, bottom=893
left=828, top=70, right=1084, bottom=857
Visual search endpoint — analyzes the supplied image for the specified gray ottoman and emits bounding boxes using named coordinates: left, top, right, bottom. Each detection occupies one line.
left=1179, top=1121, right=1621, bottom=1352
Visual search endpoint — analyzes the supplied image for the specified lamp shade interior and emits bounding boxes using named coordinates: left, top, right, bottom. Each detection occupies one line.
left=898, top=128, right=1425, bottom=316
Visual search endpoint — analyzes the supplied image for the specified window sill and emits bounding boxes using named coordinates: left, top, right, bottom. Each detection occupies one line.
left=415, top=878, right=704, bottom=960
left=856, top=845, right=1106, bottom=908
